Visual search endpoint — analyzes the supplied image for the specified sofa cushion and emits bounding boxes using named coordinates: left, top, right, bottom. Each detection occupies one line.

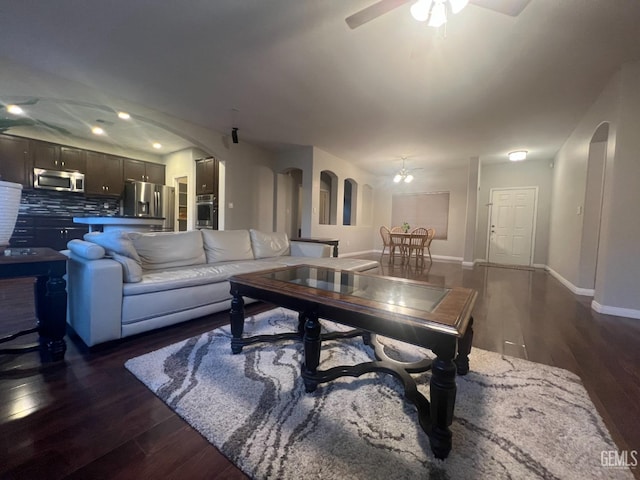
left=112, top=252, right=143, bottom=283
left=84, top=231, right=143, bottom=282
left=129, top=230, right=206, bottom=271
left=250, top=229, right=290, bottom=258
left=84, top=231, right=141, bottom=262
left=201, top=229, right=254, bottom=263
left=122, top=260, right=286, bottom=296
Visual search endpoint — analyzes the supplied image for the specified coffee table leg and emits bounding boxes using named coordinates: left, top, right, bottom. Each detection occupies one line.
left=297, top=312, right=307, bottom=338
left=454, top=315, right=474, bottom=375
left=429, top=345, right=457, bottom=459
left=230, top=287, right=245, bottom=354
left=35, top=272, right=67, bottom=362
left=302, top=310, right=321, bottom=393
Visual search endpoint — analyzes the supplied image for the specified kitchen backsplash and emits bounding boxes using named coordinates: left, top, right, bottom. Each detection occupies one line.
left=19, top=190, right=120, bottom=217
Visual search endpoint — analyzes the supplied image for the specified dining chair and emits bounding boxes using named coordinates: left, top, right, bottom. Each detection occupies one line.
left=405, top=227, right=428, bottom=266
left=424, top=228, right=435, bottom=262
left=380, top=226, right=402, bottom=263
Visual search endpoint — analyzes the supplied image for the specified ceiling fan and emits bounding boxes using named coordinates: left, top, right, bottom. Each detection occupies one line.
left=345, top=0, right=532, bottom=29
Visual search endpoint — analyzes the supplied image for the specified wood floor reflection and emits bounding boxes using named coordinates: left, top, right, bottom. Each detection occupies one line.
left=1, top=255, right=639, bottom=479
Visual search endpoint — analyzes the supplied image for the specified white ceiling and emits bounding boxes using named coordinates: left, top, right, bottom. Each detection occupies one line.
left=1, top=0, right=640, bottom=176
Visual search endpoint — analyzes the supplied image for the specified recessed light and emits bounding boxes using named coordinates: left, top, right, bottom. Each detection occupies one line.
left=152, top=142, right=162, bottom=149
left=508, top=150, right=527, bottom=162
left=117, top=111, right=130, bottom=120
left=6, top=104, right=24, bottom=115
left=91, top=126, right=105, bottom=135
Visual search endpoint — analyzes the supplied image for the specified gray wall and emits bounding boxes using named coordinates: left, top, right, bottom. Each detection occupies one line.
left=476, top=160, right=554, bottom=265
left=549, top=59, right=640, bottom=316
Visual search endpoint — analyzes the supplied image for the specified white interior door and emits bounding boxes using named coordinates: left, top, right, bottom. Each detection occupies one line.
left=488, top=187, right=537, bottom=266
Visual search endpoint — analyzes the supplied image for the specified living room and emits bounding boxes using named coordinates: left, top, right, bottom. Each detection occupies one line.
left=1, top=1, right=640, bottom=478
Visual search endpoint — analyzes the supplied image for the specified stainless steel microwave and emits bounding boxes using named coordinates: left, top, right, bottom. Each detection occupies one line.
left=33, top=168, right=85, bottom=193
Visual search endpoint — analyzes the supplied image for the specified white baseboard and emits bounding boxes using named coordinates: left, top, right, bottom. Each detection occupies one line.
left=341, top=249, right=375, bottom=258
left=545, top=266, right=595, bottom=297
left=432, top=255, right=464, bottom=263
left=591, top=301, right=640, bottom=320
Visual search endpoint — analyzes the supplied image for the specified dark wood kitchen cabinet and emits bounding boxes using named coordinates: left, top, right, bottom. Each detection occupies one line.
left=0, top=134, right=31, bottom=186
left=85, top=151, right=123, bottom=196
left=31, top=140, right=86, bottom=173
left=10, top=216, right=88, bottom=251
left=195, top=157, right=219, bottom=195
left=123, top=159, right=165, bottom=184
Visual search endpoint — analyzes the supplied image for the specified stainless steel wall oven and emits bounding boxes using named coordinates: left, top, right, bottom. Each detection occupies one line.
left=196, top=194, right=218, bottom=229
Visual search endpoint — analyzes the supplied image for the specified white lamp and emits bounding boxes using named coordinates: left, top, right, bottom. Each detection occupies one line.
left=508, top=151, right=528, bottom=162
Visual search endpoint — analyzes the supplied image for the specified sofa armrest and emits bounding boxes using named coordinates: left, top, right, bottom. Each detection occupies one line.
left=290, top=241, right=332, bottom=258
left=67, top=254, right=123, bottom=346
left=67, top=239, right=106, bottom=260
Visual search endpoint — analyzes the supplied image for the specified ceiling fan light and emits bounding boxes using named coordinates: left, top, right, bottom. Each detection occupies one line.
left=448, top=0, right=468, bottom=14
left=393, top=174, right=402, bottom=183
left=428, top=1, right=447, bottom=27
left=508, top=150, right=527, bottom=161
left=405, top=174, right=414, bottom=183
left=6, top=104, right=24, bottom=115
left=410, top=0, right=433, bottom=22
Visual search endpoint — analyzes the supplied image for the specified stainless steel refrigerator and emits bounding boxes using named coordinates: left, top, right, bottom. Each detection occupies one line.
left=122, top=181, right=175, bottom=231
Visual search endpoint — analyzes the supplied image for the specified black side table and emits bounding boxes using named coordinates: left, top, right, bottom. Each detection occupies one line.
left=291, top=237, right=339, bottom=257
left=0, top=247, right=68, bottom=362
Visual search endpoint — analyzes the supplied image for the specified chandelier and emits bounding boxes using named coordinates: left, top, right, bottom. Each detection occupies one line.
left=410, top=0, right=469, bottom=27
left=393, top=158, right=415, bottom=183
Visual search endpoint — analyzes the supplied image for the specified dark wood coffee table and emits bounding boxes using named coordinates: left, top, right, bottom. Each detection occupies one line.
left=229, top=265, right=477, bottom=459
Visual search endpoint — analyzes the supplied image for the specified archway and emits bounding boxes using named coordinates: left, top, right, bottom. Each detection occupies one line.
left=275, top=168, right=303, bottom=238
left=578, top=122, right=609, bottom=290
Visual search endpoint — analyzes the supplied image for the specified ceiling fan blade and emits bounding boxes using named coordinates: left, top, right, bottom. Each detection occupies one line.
left=345, top=0, right=412, bottom=29
left=470, top=0, right=532, bottom=17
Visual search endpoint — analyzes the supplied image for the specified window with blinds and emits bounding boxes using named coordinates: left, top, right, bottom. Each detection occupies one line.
left=391, top=192, right=449, bottom=239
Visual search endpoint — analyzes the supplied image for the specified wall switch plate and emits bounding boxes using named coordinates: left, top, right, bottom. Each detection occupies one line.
left=228, top=202, right=234, bottom=209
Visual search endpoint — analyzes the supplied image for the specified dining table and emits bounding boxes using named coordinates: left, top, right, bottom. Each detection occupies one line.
left=389, top=231, right=413, bottom=262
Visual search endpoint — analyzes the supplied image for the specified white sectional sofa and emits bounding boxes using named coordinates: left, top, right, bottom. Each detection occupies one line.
left=66, top=228, right=379, bottom=347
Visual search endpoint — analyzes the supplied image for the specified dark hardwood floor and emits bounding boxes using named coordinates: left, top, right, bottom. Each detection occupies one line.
left=1, top=255, right=639, bottom=479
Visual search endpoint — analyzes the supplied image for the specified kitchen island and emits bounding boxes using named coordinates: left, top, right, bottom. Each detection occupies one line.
left=73, top=216, right=165, bottom=232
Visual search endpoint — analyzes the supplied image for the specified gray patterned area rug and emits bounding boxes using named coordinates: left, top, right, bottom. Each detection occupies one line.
left=125, top=308, right=633, bottom=480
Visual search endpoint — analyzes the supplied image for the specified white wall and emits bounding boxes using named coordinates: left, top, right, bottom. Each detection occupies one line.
left=549, top=59, right=640, bottom=317
left=593, top=61, right=640, bottom=314
left=476, top=159, right=553, bottom=265
left=548, top=68, right=620, bottom=293
left=309, top=148, right=377, bottom=255
left=372, top=165, right=469, bottom=260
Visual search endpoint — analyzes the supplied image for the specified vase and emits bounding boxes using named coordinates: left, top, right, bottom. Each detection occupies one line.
left=0, top=180, right=23, bottom=248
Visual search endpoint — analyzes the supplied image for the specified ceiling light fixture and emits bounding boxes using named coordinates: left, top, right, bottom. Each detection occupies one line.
left=508, top=150, right=528, bottom=161
left=152, top=142, right=162, bottom=149
left=410, top=0, right=468, bottom=27
left=91, top=126, right=105, bottom=135
left=117, top=111, right=131, bottom=120
left=393, top=158, right=415, bottom=183
left=6, top=104, right=25, bottom=115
